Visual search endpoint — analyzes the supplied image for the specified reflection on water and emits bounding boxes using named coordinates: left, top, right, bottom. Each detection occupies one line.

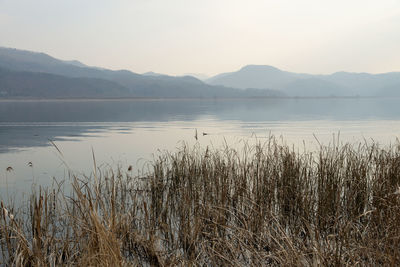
left=1, top=98, right=400, bottom=198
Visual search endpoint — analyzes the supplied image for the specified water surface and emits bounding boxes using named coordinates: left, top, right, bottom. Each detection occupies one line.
left=1, top=98, right=400, bottom=198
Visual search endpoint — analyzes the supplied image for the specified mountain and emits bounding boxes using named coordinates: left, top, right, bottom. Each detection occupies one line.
left=207, top=65, right=304, bottom=90
left=282, top=78, right=348, bottom=97
left=142, top=71, right=167, bottom=77
left=62, top=60, right=89, bottom=68
left=207, top=65, right=400, bottom=97
left=0, top=47, right=284, bottom=98
left=183, top=73, right=209, bottom=81
left=5, top=47, right=398, bottom=98
left=0, top=67, right=284, bottom=98
left=0, top=67, right=131, bottom=98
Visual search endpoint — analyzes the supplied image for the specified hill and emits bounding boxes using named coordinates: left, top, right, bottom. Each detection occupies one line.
left=0, top=47, right=283, bottom=98
left=0, top=67, right=131, bottom=98
left=206, top=65, right=400, bottom=97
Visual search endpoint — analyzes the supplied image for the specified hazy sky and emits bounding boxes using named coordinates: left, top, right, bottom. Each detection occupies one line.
left=1, top=0, right=400, bottom=76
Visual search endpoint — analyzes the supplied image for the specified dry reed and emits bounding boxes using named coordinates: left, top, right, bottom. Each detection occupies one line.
left=1, top=138, right=400, bottom=266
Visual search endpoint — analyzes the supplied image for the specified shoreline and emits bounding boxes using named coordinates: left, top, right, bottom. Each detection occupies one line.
left=0, top=95, right=388, bottom=102
left=1, top=141, right=400, bottom=265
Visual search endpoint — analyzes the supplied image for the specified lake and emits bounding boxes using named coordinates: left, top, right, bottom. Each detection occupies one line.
left=1, top=97, right=400, bottom=199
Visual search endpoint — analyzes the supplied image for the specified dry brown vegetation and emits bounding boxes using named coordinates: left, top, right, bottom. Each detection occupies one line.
left=2, top=138, right=400, bottom=266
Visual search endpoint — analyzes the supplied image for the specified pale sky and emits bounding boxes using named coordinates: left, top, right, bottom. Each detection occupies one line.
left=1, top=0, right=400, bottom=76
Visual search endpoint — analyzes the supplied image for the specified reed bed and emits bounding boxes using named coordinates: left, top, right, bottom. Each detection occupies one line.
left=1, top=138, right=400, bottom=266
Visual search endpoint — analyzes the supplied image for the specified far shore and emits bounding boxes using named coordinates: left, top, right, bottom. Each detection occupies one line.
left=0, top=95, right=387, bottom=102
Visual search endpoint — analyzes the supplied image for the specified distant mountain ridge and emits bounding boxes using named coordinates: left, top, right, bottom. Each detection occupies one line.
left=206, top=65, right=400, bottom=96
left=2, top=47, right=400, bottom=98
left=0, top=67, right=130, bottom=98
left=0, top=47, right=284, bottom=98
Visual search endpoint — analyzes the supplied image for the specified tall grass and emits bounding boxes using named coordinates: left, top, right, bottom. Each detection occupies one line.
left=2, top=138, right=400, bottom=266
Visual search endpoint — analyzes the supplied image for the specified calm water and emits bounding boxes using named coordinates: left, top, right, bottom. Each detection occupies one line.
left=1, top=98, right=400, bottom=199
